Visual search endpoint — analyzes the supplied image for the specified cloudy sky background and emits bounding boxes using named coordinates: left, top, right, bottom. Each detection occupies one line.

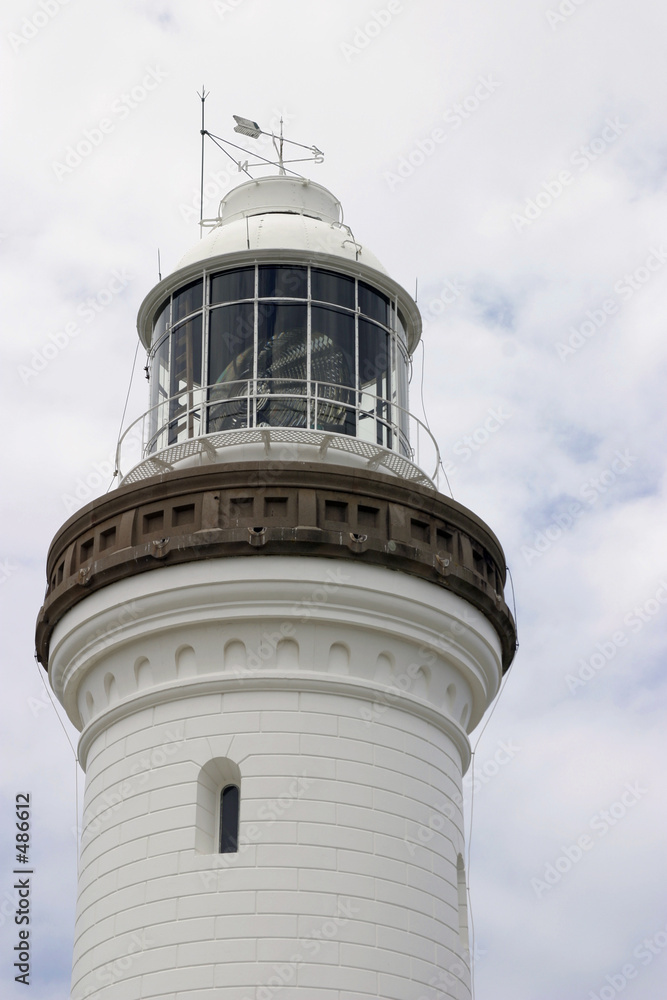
left=2, top=0, right=667, bottom=997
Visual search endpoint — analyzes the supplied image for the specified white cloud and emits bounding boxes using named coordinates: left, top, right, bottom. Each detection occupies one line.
left=2, top=1, right=666, bottom=997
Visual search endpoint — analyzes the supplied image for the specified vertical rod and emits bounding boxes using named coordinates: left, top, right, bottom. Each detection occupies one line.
left=198, top=86, right=209, bottom=238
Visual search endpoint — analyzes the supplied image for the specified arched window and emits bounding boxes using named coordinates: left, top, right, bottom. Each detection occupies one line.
left=219, top=784, right=240, bottom=854
left=194, top=757, right=241, bottom=855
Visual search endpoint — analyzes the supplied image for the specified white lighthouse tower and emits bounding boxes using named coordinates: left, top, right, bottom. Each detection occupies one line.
left=37, top=171, right=516, bottom=1000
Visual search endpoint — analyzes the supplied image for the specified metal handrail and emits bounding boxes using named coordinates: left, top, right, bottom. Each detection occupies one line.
left=116, top=378, right=440, bottom=484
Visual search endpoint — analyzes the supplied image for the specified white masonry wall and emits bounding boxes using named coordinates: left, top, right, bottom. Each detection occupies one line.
left=48, top=557, right=503, bottom=1000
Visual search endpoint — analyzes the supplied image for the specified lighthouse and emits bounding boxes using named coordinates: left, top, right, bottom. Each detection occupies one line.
left=36, top=171, right=516, bottom=1000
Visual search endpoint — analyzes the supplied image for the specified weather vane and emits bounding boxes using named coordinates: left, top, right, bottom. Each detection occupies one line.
left=196, top=87, right=324, bottom=235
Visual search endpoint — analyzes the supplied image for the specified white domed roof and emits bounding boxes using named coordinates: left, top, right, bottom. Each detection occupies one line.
left=175, top=175, right=388, bottom=274
left=218, top=175, right=343, bottom=224
left=137, top=173, right=422, bottom=354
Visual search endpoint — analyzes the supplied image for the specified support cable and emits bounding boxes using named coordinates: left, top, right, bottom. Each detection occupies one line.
left=107, top=340, right=140, bottom=492
left=466, top=561, right=519, bottom=998
left=419, top=340, right=454, bottom=497
left=32, top=658, right=80, bottom=874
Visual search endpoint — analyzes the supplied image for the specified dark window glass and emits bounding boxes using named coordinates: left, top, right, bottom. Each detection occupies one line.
left=210, top=267, right=255, bottom=305
left=311, top=306, right=356, bottom=436
left=207, top=303, right=254, bottom=432
left=258, top=265, right=307, bottom=299
left=168, top=316, right=202, bottom=444
left=359, top=318, right=391, bottom=448
left=171, top=317, right=203, bottom=393
left=153, top=298, right=170, bottom=343
left=256, top=303, right=308, bottom=427
left=310, top=306, right=355, bottom=387
left=257, top=303, right=307, bottom=381
left=208, top=304, right=255, bottom=385
left=149, top=334, right=170, bottom=409
left=311, top=269, right=355, bottom=310
left=397, top=307, right=408, bottom=345
left=148, top=334, right=171, bottom=452
left=359, top=282, right=389, bottom=326
left=219, top=784, right=239, bottom=854
left=173, top=279, right=203, bottom=323
left=359, top=319, right=390, bottom=397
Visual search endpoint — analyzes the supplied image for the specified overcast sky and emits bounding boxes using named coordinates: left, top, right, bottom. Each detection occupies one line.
left=2, top=1, right=667, bottom=998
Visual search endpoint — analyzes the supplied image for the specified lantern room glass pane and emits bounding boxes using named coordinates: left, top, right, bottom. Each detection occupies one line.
left=359, top=318, right=391, bottom=448
left=207, top=303, right=254, bottom=432
left=148, top=333, right=170, bottom=452
left=171, top=317, right=203, bottom=391
left=311, top=268, right=355, bottom=310
left=256, top=303, right=308, bottom=427
left=153, top=299, right=170, bottom=344
left=168, top=315, right=202, bottom=444
left=210, top=267, right=255, bottom=305
left=310, top=305, right=356, bottom=436
left=310, top=306, right=355, bottom=387
left=396, top=307, right=408, bottom=346
left=173, top=279, right=203, bottom=323
left=359, top=320, right=390, bottom=398
left=150, top=334, right=170, bottom=410
left=209, top=304, right=255, bottom=385
left=258, top=265, right=307, bottom=299
left=257, top=304, right=308, bottom=380
left=359, top=282, right=390, bottom=326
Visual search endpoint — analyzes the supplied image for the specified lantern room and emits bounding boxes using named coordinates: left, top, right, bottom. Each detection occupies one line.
left=122, top=175, right=436, bottom=486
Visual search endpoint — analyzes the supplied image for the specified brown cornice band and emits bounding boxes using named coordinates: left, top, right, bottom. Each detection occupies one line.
left=36, top=462, right=517, bottom=672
